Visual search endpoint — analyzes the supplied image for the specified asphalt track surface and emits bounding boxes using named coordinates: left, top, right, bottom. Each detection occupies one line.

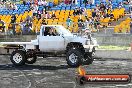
left=0, top=52, right=131, bottom=88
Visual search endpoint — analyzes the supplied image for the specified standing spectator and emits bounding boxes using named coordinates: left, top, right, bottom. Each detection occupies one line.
left=11, top=14, right=16, bottom=35
left=33, top=4, right=38, bottom=17
left=40, top=20, right=47, bottom=35
left=0, top=18, right=5, bottom=32
left=23, top=20, right=32, bottom=34
left=20, top=18, right=24, bottom=33
left=94, top=17, right=100, bottom=32
left=66, top=17, right=72, bottom=28
left=25, top=15, right=33, bottom=23
left=85, top=18, right=90, bottom=30
left=78, top=16, right=84, bottom=34
left=89, top=17, right=94, bottom=30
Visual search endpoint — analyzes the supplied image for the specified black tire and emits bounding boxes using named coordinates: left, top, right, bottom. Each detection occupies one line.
left=92, top=47, right=96, bottom=58
left=66, top=48, right=83, bottom=67
left=83, top=52, right=94, bottom=65
left=10, top=50, right=26, bottom=66
left=26, top=55, right=37, bottom=64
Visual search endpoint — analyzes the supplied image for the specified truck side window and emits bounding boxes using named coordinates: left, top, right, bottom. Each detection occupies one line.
left=43, top=27, right=52, bottom=36
left=44, top=27, right=57, bottom=36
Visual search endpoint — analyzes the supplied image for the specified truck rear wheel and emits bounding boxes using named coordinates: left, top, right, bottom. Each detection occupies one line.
left=10, top=50, right=26, bottom=66
left=26, top=56, right=37, bottom=64
left=66, top=48, right=83, bottom=67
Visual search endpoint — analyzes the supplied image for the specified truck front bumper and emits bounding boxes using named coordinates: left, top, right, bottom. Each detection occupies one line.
left=83, top=44, right=99, bottom=53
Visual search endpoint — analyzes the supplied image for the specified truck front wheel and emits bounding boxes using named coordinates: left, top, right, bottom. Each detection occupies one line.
left=10, top=50, right=26, bottom=66
left=66, top=48, right=83, bottom=67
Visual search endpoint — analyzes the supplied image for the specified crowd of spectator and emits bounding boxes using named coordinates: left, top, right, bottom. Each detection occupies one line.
left=65, top=2, right=114, bottom=33
left=0, top=1, right=18, bottom=11
left=0, top=0, right=131, bottom=35
left=0, top=0, right=55, bottom=35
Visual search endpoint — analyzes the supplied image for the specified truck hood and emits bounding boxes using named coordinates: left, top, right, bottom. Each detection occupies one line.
left=64, top=35, right=87, bottom=45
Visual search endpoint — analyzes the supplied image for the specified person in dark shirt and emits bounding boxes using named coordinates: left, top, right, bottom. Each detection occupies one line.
left=92, top=9, right=97, bottom=18
left=11, top=14, right=16, bottom=35
left=78, top=18, right=83, bottom=27
left=100, top=3, right=106, bottom=11
left=2, top=0, right=6, bottom=2
left=94, top=17, right=100, bottom=32
left=44, top=27, right=56, bottom=36
left=51, top=12, right=56, bottom=19
left=11, top=14, right=16, bottom=23
left=83, top=0, right=88, bottom=7
left=42, top=19, right=47, bottom=25
left=73, top=9, right=78, bottom=15
left=23, top=0, right=26, bottom=6
left=48, top=28, right=56, bottom=36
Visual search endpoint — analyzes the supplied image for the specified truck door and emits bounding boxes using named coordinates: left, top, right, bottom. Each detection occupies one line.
left=39, top=27, right=65, bottom=52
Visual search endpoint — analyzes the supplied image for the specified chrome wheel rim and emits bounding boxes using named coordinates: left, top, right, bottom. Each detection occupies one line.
left=13, top=53, right=22, bottom=63
left=69, top=53, right=78, bottom=64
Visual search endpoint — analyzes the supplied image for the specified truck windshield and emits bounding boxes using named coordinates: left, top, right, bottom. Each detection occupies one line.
left=55, top=26, right=73, bottom=36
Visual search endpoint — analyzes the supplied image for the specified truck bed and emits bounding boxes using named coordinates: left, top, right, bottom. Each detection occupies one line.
left=0, top=42, right=32, bottom=45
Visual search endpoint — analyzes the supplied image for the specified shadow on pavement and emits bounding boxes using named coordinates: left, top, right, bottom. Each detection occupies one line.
left=0, top=64, right=71, bottom=70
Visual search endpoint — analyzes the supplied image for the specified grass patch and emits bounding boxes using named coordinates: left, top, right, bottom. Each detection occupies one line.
left=98, top=45, right=129, bottom=50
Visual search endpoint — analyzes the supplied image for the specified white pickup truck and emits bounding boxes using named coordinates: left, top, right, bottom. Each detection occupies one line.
left=0, top=25, right=98, bottom=67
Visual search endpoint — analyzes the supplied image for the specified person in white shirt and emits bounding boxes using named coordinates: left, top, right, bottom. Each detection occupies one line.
left=33, top=4, right=38, bottom=17
left=43, top=0, right=48, bottom=11
left=38, top=0, right=44, bottom=6
left=9, top=3, right=13, bottom=10
left=13, top=3, right=18, bottom=10
left=43, top=0, right=47, bottom=6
